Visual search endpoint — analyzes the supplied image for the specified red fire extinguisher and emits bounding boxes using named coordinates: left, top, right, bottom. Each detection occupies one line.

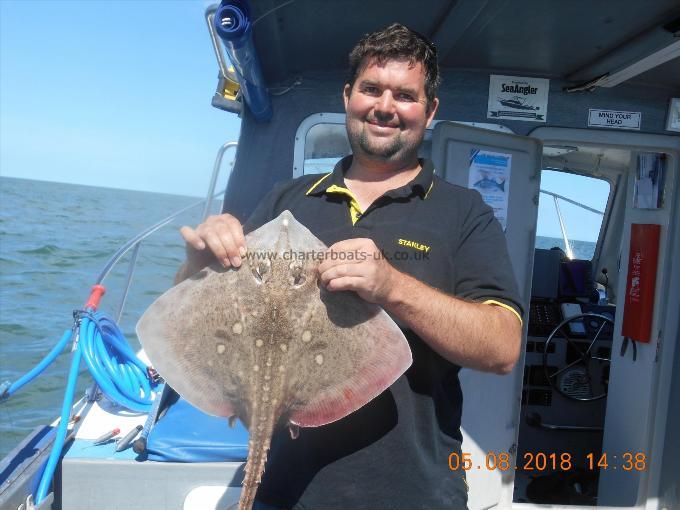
left=620, top=224, right=661, bottom=360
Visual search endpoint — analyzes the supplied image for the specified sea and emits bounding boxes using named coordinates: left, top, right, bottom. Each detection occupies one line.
left=0, top=176, right=595, bottom=458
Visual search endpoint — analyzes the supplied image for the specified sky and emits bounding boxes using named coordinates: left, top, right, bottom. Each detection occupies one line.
left=0, top=0, right=610, bottom=240
left=1, top=0, right=240, bottom=197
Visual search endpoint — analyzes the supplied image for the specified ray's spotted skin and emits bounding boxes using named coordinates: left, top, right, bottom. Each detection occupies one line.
left=136, top=210, right=412, bottom=510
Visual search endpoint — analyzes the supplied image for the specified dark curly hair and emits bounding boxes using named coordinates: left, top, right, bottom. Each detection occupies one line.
left=346, top=23, right=441, bottom=111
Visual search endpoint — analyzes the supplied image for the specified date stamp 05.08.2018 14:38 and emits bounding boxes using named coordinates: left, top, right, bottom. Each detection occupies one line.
left=447, top=452, right=648, bottom=473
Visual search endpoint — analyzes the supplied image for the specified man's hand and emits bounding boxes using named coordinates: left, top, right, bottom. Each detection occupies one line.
left=317, top=238, right=399, bottom=304
left=176, top=214, right=246, bottom=283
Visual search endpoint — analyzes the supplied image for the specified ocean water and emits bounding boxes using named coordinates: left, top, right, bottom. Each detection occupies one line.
left=535, top=236, right=597, bottom=261
left=0, top=177, right=211, bottom=458
left=0, top=177, right=595, bottom=459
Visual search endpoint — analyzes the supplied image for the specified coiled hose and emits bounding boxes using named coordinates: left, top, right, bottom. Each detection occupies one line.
left=1, top=285, right=159, bottom=504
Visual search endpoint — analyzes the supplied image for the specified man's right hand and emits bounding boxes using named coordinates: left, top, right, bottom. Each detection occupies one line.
left=176, top=214, right=246, bottom=283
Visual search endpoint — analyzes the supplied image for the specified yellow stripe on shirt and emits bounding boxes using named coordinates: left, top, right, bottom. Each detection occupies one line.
left=483, top=299, right=523, bottom=325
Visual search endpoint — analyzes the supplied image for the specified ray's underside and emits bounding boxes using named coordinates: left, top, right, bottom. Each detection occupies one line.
left=137, top=210, right=411, bottom=510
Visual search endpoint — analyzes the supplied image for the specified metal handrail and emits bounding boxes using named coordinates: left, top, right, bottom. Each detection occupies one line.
left=202, top=142, right=238, bottom=220
left=552, top=195, right=574, bottom=260
left=95, top=192, right=221, bottom=286
left=539, top=189, right=605, bottom=216
left=539, top=188, right=604, bottom=260
left=96, top=142, right=237, bottom=322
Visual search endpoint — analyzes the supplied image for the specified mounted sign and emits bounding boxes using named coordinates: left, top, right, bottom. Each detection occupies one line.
left=588, top=109, right=641, bottom=130
left=487, top=75, right=549, bottom=122
left=468, top=149, right=511, bottom=230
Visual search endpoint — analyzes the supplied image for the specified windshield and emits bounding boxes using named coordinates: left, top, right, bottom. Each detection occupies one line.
left=536, top=169, right=611, bottom=260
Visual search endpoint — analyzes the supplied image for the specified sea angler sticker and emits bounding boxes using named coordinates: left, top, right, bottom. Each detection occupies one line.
left=487, top=75, right=549, bottom=122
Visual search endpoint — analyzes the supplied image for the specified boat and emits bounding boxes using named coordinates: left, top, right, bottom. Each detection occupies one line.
left=1, top=0, right=679, bottom=509
left=497, top=97, right=539, bottom=111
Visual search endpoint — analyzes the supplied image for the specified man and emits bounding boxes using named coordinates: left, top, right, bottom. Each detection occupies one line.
left=177, top=24, right=522, bottom=509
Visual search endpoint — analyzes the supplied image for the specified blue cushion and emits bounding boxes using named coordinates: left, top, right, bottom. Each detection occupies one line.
left=145, top=397, right=248, bottom=462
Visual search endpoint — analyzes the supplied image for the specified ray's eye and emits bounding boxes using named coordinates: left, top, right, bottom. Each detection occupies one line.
left=252, top=259, right=271, bottom=283
left=290, top=263, right=305, bottom=287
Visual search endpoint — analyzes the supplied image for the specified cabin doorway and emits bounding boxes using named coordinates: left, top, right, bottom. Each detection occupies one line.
left=514, top=128, right=679, bottom=508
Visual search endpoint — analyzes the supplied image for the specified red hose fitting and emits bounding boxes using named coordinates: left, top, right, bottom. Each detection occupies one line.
left=84, top=285, right=106, bottom=310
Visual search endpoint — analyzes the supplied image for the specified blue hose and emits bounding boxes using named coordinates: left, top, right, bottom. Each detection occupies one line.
left=79, top=312, right=154, bottom=412
left=2, top=329, right=73, bottom=400
left=4, top=308, right=159, bottom=505
left=35, top=340, right=82, bottom=503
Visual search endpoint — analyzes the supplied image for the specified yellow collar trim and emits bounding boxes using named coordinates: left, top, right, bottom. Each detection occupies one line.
left=305, top=172, right=333, bottom=195
left=424, top=180, right=434, bottom=199
left=326, top=184, right=364, bottom=225
left=326, top=184, right=357, bottom=201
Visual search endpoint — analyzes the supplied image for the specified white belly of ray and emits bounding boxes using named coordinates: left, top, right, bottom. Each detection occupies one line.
left=136, top=210, right=412, bottom=510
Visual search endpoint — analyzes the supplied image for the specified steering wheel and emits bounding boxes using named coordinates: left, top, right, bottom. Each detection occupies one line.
left=543, top=313, right=614, bottom=401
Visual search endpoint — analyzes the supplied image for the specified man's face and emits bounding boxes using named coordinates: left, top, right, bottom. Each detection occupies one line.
left=343, top=57, right=438, bottom=164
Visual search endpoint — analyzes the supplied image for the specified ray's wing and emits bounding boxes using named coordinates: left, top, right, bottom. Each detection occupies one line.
left=282, top=278, right=412, bottom=428
left=136, top=212, right=297, bottom=419
left=136, top=264, right=260, bottom=417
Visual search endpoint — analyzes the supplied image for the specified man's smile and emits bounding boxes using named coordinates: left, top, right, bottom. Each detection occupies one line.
left=365, top=117, right=400, bottom=132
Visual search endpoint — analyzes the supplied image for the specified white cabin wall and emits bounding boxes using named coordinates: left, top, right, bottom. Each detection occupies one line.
left=657, top=318, right=680, bottom=509
left=644, top=150, right=680, bottom=510
left=599, top=151, right=679, bottom=506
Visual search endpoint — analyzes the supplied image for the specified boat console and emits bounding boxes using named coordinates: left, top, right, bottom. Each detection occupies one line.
left=514, top=249, right=616, bottom=505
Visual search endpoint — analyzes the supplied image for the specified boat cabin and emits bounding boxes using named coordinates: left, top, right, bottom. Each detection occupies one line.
left=212, top=1, right=680, bottom=508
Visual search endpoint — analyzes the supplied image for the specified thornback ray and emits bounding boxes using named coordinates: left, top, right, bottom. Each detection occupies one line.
left=136, top=210, right=412, bottom=510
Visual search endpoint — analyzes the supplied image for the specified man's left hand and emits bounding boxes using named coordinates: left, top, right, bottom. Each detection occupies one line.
left=317, top=238, right=399, bottom=304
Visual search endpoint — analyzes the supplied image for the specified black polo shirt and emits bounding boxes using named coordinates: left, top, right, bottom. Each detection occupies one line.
left=243, top=156, right=522, bottom=510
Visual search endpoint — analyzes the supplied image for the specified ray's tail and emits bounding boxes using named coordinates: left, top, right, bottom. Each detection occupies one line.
left=238, top=413, right=277, bottom=510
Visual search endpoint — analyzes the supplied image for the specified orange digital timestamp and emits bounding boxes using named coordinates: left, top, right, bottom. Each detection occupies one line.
left=586, top=452, right=648, bottom=471
left=447, top=452, right=648, bottom=472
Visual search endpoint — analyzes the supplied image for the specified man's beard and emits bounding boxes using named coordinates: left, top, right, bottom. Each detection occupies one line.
left=348, top=121, right=422, bottom=162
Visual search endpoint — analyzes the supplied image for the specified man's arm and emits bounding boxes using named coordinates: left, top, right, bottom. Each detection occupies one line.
left=385, top=268, right=521, bottom=374
left=317, top=238, right=522, bottom=375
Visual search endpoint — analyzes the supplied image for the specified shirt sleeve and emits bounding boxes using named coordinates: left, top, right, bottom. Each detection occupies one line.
left=453, top=191, right=524, bottom=321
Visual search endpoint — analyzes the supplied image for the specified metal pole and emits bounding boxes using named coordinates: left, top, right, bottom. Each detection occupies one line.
left=553, top=195, right=574, bottom=259
left=201, top=141, right=238, bottom=221
left=540, top=189, right=604, bottom=215
left=115, top=243, right=141, bottom=324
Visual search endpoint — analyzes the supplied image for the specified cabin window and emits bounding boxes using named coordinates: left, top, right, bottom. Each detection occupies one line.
left=303, top=123, right=349, bottom=175
left=536, top=169, right=611, bottom=260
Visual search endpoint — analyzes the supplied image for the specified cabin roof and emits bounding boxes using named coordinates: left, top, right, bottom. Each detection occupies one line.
left=250, top=0, right=680, bottom=91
